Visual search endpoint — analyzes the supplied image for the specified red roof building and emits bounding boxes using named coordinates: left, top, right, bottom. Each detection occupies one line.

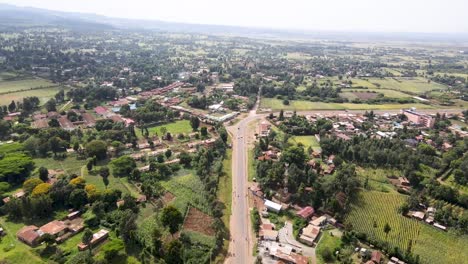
left=371, top=251, right=382, bottom=264
left=296, top=206, right=315, bottom=219
left=17, top=225, right=40, bottom=247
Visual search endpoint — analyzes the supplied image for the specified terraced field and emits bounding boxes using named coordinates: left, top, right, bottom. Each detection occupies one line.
left=346, top=191, right=468, bottom=264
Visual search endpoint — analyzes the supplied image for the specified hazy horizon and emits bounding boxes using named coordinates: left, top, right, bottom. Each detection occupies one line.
left=1, top=0, right=467, bottom=34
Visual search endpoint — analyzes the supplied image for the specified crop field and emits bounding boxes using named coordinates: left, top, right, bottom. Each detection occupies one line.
left=182, top=207, right=215, bottom=236
left=260, top=98, right=434, bottom=111
left=367, top=77, right=447, bottom=94
left=289, top=135, right=321, bottom=151
left=340, top=88, right=411, bottom=100
left=0, top=72, right=18, bottom=81
left=137, top=120, right=193, bottom=139
left=339, top=91, right=379, bottom=100
left=161, top=173, right=212, bottom=215
left=356, top=167, right=402, bottom=193
left=346, top=191, right=468, bottom=264
left=0, top=86, right=68, bottom=105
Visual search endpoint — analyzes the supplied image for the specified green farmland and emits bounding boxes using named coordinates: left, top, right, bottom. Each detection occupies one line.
left=260, top=98, right=434, bottom=111
left=137, top=120, right=193, bottom=139
left=289, top=135, right=321, bottom=151
left=367, top=77, right=447, bottom=94
left=346, top=191, right=468, bottom=264
left=0, top=78, right=56, bottom=93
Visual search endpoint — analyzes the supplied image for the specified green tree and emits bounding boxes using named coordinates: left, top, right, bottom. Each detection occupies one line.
left=81, top=228, right=93, bottom=254
left=23, top=178, right=43, bottom=194
left=161, top=206, right=183, bottom=235
left=110, top=156, right=136, bottom=177
left=165, top=149, right=172, bottom=159
left=384, top=222, right=391, bottom=240
left=45, top=98, right=57, bottom=112
left=85, top=140, right=107, bottom=160
left=39, top=167, right=49, bottom=182
left=164, top=240, right=183, bottom=264
left=200, top=126, right=208, bottom=137
left=190, top=116, right=200, bottom=131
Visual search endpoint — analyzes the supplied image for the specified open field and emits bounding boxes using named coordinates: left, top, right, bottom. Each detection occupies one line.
left=340, top=88, right=411, bottom=100
left=0, top=218, right=45, bottom=264
left=33, top=155, right=86, bottom=176
left=346, top=191, right=468, bottom=264
left=356, top=167, right=403, bottom=193
left=316, top=230, right=342, bottom=264
left=136, top=120, right=193, bottom=139
left=289, top=135, right=321, bottom=151
left=0, top=86, right=68, bottom=105
left=182, top=207, right=215, bottom=236
left=367, top=77, right=447, bottom=94
left=82, top=164, right=140, bottom=196
left=260, top=98, right=434, bottom=111
left=0, top=78, right=56, bottom=93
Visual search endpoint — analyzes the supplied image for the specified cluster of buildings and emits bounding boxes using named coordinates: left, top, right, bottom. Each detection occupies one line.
left=16, top=211, right=84, bottom=247
left=32, top=110, right=96, bottom=130
left=410, top=206, right=446, bottom=231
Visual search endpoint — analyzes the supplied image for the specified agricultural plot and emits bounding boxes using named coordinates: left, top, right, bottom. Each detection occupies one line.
left=346, top=191, right=420, bottom=251
left=260, top=98, right=434, bottom=111
left=289, top=135, right=321, bottom=151
left=0, top=86, right=68, bottom=105
left=367, top=77, right=447, bottom=94
left=160, top=173, right=212, bottom=215
left=356, top=167, right=402, bottom=193
left=0, top=78, right=56, bottom=93
left=33, top=155, right=86, bottom=176
left=340, top=88, right=411, bottom=100
left=182, top=207, right=215, bottom=236
left=346, top=191, right=468, bottom=264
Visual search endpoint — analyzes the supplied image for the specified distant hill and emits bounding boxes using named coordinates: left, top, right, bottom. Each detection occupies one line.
left=1, top=3, right=468, bottom=42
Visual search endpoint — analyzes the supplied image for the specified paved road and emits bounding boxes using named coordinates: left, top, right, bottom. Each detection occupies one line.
left=278, top=222, right=315, bottom=258
left=226, top=110, right=259, bottom=264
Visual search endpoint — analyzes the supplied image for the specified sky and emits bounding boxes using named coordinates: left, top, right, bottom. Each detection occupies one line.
left=1, top=0, right=467, bottom=33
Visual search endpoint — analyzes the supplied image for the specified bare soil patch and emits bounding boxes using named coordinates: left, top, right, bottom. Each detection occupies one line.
left=353, top=92, right=378, bottom=100
left=182, top=207, right=215, bottom=236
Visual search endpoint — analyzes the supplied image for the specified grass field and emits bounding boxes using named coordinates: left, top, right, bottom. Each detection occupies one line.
left=0, top=86, right=68, bottom=105
left=137, top=120, right=193, bottom=139
left=260, top=98, right=434, bottom=111
left=288, top=135, right=321, bottom=151
left=33, top=155, right=86, bottom=176
left=82, top=164, right=140, bottom=196
left=346, top=191, right=468, bottom=264
left=367, top=77, right=447, bottom=94
left=0, top=218, right=45, bottom=264
left=356, top=167, right=403, bottom=193
left=340, top=88, right=411, bottom=100
left=316, top=230, right=342, bottom=264
left=0, top=78, right=56, bottom=93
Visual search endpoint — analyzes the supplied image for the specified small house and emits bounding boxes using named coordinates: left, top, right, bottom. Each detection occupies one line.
left=296, top=206, right=314, bottom=220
